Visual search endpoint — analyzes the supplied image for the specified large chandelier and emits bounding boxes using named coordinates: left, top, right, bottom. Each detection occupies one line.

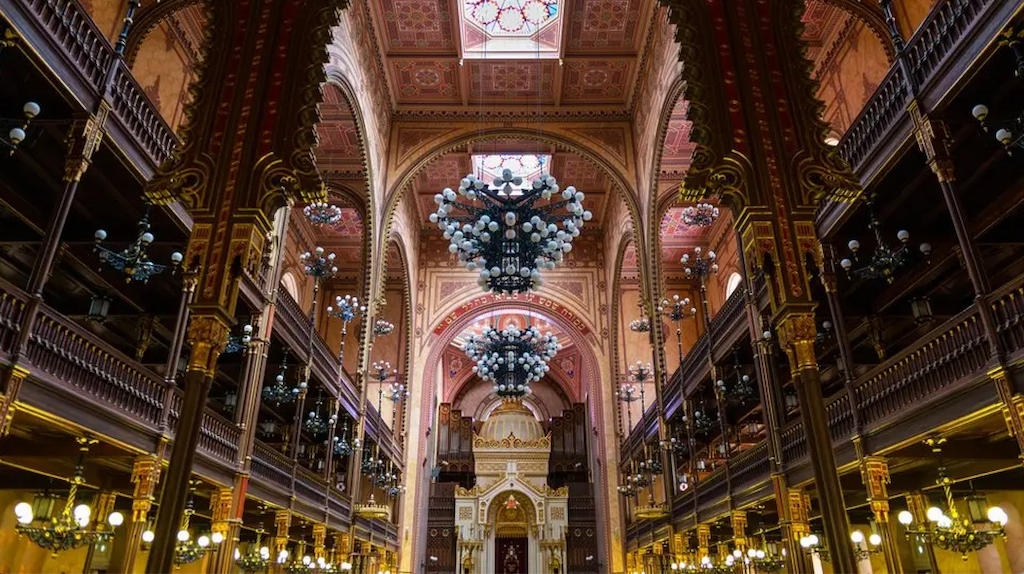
left=303, top=202, right=343, bottom=226
left=14, top=438, right=123, bottom=555
left=94, top=205, right=182, bottom=283
left=462, top=323, right=559, bottom=398
left=897, top=467, right=1007, bottom=558
left=431, top=169, right=590, bottom=294
left=332, top=419, right=359, bottom=456
left=263, top=352, right=304, bottom=406
left=304, top=391, right=335, bottom=436
left=838, top=196, right=930, bottom=284
left=681, top=202, right=719, bottom=227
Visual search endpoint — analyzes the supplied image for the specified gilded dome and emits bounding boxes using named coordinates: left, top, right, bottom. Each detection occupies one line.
left=479, top=399, right=544, bottom=442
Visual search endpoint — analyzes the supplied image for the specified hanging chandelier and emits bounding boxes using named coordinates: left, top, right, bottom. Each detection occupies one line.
left=681, top=247, right=718, bottom=282
left=681, top=202, right=719, bottom=227
left=94, top=205, right=182, bottom=283
left=354, top=494, right=391, bottom=520
left=304, top=391, right=335, bottom=436
left=384, top=381, right=409, bottom=403
left=373, top=318, right=395, bottom=337
left=628, top=361, right=653, bottom=385
left=333, top=420, right=359, bottom=456
left=431, top=169, right=591, bottom=294
left=897, top=467, right=1007, bottom=558
left=174, top=487, right=222, bottom=565
left=300, top=246, right=338, bottom=278
left=14, top=438, right=123, bottom=555
left=462, top=323, right=559, bottom=398
left=263, top=352, right=304, bottom=406
left=629, top=299, right=651, bottom=333
left=234, top=524, right=271, bottom=574
left=303, top=202, right=343, bottom=226
left=224, top=322, right=254, bottom=355
left=838, top=196, right=931, bottom=283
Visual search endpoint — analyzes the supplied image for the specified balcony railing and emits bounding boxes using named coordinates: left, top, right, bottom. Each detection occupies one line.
left=655, top=275, right=1024, bottom=529
left=3, top=0, right=179, bottom=176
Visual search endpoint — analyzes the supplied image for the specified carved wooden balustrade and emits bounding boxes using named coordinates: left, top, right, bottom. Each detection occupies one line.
left=0, top=278, right=363, bottom=531
left=639, top=276, right=1024, bottom=529
left=1, top=0, right=179, bottom=177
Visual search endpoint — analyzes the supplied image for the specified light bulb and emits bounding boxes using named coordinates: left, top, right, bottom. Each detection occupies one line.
left=177, top=530, right=190, bottom=542
left=732, top=549, right=742, bottom=558
left=107, top=511, right=124, bottom=527
left=972, top=104, right=989, bottom=120
left=996, top=128, right=1013, bottom=144
left=23, top=101, right=41, bottom=118
left=74, top=504, right=91, bottom=519
left=869, top=533, right=881, bottom=546
left=988, top=506, right=1008, bottom=525
left=235, top=548, right=241, bottom=560
left=897, top=510, right=913, bottom=525
left=198, top=535, right=210, bottom=548
left=142, top=530, right=155, bottom=543
left=850, top=530, right=864, bottom=544
left=211, top=531, right=224, bottom=544
left=14, top=502, right=32, bottom=520
left=8, top=127, right=25, bottom=144
left=926, top=506, right=943, bottom=522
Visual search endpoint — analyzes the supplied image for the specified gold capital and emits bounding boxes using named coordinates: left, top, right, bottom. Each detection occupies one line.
left=186, top=315, right=230, bottom=376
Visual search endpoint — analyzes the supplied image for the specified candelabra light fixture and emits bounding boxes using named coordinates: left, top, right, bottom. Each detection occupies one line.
left=659, top=294, right=697, bottom=364
left=681, top=247, right=718, bottom=282
left=629, top=299, right=651, bottom=333
left=897, top=467, right=1008, bottom=558
left=746, top=540, right=785, bottom=574
left=333, top=419, right=359, bottom=457
left=681, top=202, right=720, bottom=228
left=94, top=205, right=182, bottom=283
left=850, top=529, right=883, bottom=561
left=13, top=438, right=123, bottom=556
left=303, top=202, right=343, bottom=226
left=327, top=294, right=364, bottom=366
left=462, top=323, right=559, bottom=398
left=173, top=487, right=222, bottom=565
left=300, top=246, right=338, bottom=278
left=431, top=169, right=590, bottom=294
left=838, top=196, right=931, bottom=284
left=0, top=100, right=41, bottom=154
left=970, top=29, right=1024, bottom=154
left=373, top=318, right=395, bottom=337
left=263, top=351, right=303, bottom=406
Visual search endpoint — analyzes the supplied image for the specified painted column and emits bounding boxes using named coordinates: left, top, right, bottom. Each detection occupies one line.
left=273, top=510, right=292, bottom=574
left=861, top=456, right=902, bottom=574
left=107, top=455, right=160, bottom=573
left=904, top=491, right=939, bottom=574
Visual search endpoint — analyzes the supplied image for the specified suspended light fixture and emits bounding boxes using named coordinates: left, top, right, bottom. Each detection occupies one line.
left=263, top=351, right=303, bottom=406
left=373, top=318, right=395, bottom=337
left=86, top=294, right=112, bottom=323
left=658, top=294, right=697, bottom=364
left=462, top=323, right=559, bottom=398
left=332, top=419, right=359, bottom=456
left=303, top=202, right=343, bottom=226
left=0, top=100, right=41, bottom=154
left=326, top=294, right=364, bottom=366
left=300, top=246, right=337, bottom=278
left=629, top=299, right=651, bottom=333
left=850, top=529, right=883, bottom=561
left=431, top=169, right=590, bottom=294
left=681, top=247, right=718, bottom=282
left=353, top=494, right=391, bottom=520
left=304, top=391, right=335, bottom=436
left=897, top=467, right=1007, bottom=558
left=235, top=524, right=271, bottom=574
left=94, top=205, right=182, bottom=283
left=681, top=202, right=719, bottom=227
left=13, top=438, right=122, bottom=555
left=971, top=29, right=1024, bottom=153
left=838, top=196, right=930, bottom=283
left=174, top=486, right=220, bottom=565
left=224, top=322, right=254, bottom=354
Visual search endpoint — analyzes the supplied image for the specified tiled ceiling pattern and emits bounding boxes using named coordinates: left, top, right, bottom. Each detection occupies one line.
left=369, top=0, right=656, bottom=109
left=315, top=84, right=365, bottom=176
left=800, top=0, right=852, bottom=69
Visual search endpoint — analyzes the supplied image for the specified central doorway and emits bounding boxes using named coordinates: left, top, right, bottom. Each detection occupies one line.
left=495, top=536, right=528, bottom=574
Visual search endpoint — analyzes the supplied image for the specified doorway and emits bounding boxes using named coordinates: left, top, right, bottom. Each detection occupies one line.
left=495, top=536, right=528, bottom=574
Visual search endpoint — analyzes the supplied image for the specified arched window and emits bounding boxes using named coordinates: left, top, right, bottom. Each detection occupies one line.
left=281, top=271, right=300, bottom=303
left=725, top=272, right=743, bottom=298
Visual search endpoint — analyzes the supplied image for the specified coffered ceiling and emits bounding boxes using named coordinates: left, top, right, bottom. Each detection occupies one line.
left=368, top=0, right=658, bottom=111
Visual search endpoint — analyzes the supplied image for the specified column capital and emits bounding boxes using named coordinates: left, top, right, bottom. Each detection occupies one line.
left=63, top=108, right=108, bottom=183
left=775, top=311, right=818, bottom=370
left=186, top=315, right=231, bottom=376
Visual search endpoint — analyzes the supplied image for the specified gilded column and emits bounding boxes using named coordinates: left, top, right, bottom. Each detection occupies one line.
left=862, top=456, right=903, bottom=574
left=697, top=524, right=711, bottom=563
left=274, top=510, right=292, bottom=574
left=208, top=486, right=242, bottom=573
left=108, top=456, right=160, bottom=573
left=905, top=491, right=940, bottom=573
left=787, top=489, right=812, bottom=574
left=731, top=510, right=747, bottom=555
left=313, top=524, right=327, bottom=561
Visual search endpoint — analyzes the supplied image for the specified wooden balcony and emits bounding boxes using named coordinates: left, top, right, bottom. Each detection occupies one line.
left=0, top=277, right=366, bottom=531
left=655, top=274, right=1024, bottom=530
left=1, top=0, right=178, bottom=179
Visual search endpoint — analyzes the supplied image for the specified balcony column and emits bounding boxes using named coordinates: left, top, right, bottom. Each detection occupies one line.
left=697, top=524, right=710, bottom=563
left=209, top=486, right=242, bottom=573
left=274, top=510, right=292, bottom=574
left=778, top=312, right=856, bottom=572
left=731, top=509, right=748, bottom=556
left=108, top=455, right=160, bottom=573
left=0, top=113, right=106, bottom=438
left=904, top=491, right=940, bottom=573
left=313, top=524, right=327, bottom=562
left=148, top=316, right=229, bottom=572
left=81, top=490, right=118, bottom=574
left=861, top=456, right=903, bottom=574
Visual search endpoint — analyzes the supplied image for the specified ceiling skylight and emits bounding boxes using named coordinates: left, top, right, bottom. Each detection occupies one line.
left=472, top=154, right=551, bottom=192
left=460, top=0, right=562, bottom=58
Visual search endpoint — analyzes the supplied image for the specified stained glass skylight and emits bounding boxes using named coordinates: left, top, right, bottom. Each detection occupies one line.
left=472, top=154, right=551, bottom=192
left=460, top=0, right=562, bottom=58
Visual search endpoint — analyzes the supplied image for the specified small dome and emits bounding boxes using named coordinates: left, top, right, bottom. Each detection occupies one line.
left=479, top=399, right=544, bottom=442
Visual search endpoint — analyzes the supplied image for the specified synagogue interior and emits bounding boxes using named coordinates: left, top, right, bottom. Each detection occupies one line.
left=1, top=0, right=1024, bottom=572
